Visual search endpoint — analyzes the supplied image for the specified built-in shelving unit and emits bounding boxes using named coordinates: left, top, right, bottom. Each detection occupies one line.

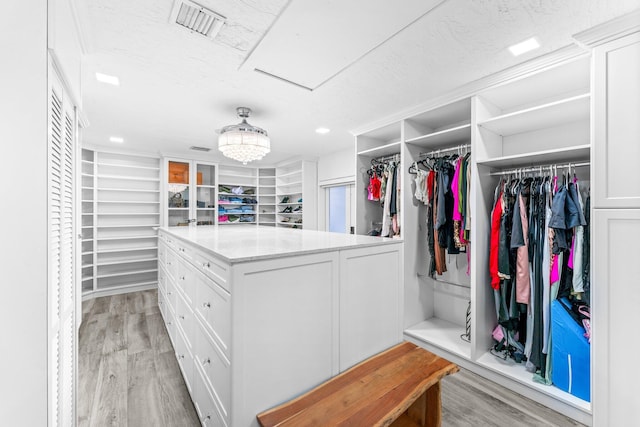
left=82, top=149, right=160, bottom=298
left=275, top=160, right=317, bottom=229
left=355, top=122, right=402, bottom=236
left=258, top=168, right=276, bottom=226
left=354, top=54, right=593, bottom=424
left=164, top=159, right=216, bottom=226
left=217, top=164, right=258, bottom=225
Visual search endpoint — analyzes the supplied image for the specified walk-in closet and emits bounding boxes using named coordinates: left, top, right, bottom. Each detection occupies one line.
left=5, top=2, right=640, bottom=427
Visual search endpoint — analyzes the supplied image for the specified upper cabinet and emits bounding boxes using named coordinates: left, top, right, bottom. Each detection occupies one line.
left=164, top=158, right=217, bottom=226
left=592, top=32, right=640, bottom=208
left=475, top=55, right=591, bottom=168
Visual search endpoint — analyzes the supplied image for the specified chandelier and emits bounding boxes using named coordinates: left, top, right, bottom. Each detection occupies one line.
left=218, top=107, right=270, bottom=165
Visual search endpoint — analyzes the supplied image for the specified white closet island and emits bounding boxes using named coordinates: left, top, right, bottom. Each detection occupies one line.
left=157, top=225, right=403, bottom=427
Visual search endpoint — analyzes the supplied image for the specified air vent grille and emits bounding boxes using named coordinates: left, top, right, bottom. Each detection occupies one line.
left=189, top=146, right=211, bottom=152
left=170, top=0, right=225, bottom=39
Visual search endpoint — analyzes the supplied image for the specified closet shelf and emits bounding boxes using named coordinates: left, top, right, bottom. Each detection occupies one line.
left=477, top=144, right=591, bottom=169
left=97, top=246, right=158, bottom=254
left=97, top=212, right=160, bottom=216
left=218, top=172, right=258, bottom=179
left=96, top=268, right=158, bottom=279
left=196, top=184, right=216, bottom=189
left=95, top=280, right=158, bottom=291
left=81, top=173, right=94, bottom=178
left=98, top=187, right=160, bottom=193
left=218, top=191, right=256, bottom=196
left=218, top=182, right=257, bottom=188
left=219, top=221, right=256, bottom=225
left=96, top=224, right=160, bottom=229
left=277, top=170, right=303, bottom=178
left=98, top=257, right=157, bottom=267
left=98, top=235, right=157, bottom=241
left=196, top=208, right=216, bottom=211
left=475, top=351, right=591, bottom=413
left=97, top=162, right=160, bottom=171
left=404, top=318, right=471, bottom=360
left=405, top=123, right=472, bottom=148
left=168, top=207, right=189, bottom=210
left=81, top=160, right=94, bottom=165
left=98, top=174, right=160, bottom=182
left=277, top=181, right=303, bottom=187
left=97, top=200, right=160, bottom=204
left=478, top=93, right=590, bottom=136
left=357, top=141, right=401, bottom=157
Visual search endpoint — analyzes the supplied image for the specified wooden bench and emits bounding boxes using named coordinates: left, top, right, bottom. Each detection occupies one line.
left=257, top=341, right=459, bottom=427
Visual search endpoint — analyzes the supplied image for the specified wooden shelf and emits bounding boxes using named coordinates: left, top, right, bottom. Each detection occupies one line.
left=404, top=318, right=471, bottom=360
left=478, top=94, right=590, bottom=136
left=98, top=257, right=158, bottom=267
left=405, top=123, right=471, bottom=148
left=477, top=144, right=590, bottom=168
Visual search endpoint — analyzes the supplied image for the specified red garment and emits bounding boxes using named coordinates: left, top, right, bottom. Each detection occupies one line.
left=489, top=193, right=502, bottom=290
left=367, top=175, right=381, bottom=201
left=427, top=171, right=435, bottom=202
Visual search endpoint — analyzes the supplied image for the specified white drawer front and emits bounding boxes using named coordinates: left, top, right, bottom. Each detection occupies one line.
left=195, top=324, right=231, bottom=422
left=158, top=287, right=166, bottom=319
left=175, top=291, right=195, bottom=351
left=194, top=271, right=231, bottom=357
left=193, top=364, right=227, bottom=427
left=176, top=257, right=196, bottom=307
left=165, top=247, right=179, bottom=282
left=193, top=250, right=229, bottom=292
left=165, top=275, right=177, bottom=315
left=174, top=324, right=194, bottom=394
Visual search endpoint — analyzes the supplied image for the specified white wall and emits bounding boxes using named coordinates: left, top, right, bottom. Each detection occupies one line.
left=49, top=0, right=84, bottom=108
left=317, top=147, right=356, bottom=231
left=0, top=1, right=49, bottom=424
left=318, top=147, right=356, bottom=186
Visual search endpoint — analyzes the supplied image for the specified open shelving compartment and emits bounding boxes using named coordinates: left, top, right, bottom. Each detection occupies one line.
left=275, top=160, right=317, bottom=230
left=217, top=164, right=258, bottom=225
left=402, top=97, right=473, bottom=361
left=83, top=149, right=161, bottom=298
left=258, top=168, right=276, bottom=226
left=471, top=54, right=592, bottom=417
left=355, top=121, right=402, bottom=236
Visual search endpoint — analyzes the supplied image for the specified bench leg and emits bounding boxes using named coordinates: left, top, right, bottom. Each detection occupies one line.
left=402, top=381, right=441, bottom=427
left=424, top=382, right=442, bottom=427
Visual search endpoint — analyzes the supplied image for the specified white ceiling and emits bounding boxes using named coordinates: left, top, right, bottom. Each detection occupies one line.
left=77, top=0, right=639, bottom=166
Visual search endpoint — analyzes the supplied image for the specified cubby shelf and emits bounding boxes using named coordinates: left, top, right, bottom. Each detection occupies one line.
left=357, top=140, right=402, bottom=157
left=405, top=123, right=471, bottom=148
left=478, top=93, right=590, bottom=136
left=404, top=318, right=471, bottom=360
left=477, top=144, right=591, bottom=168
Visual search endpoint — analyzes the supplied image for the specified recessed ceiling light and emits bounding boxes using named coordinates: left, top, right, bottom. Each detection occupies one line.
left=316, top=127, right=330, bottom=134
left=508, top=37, right=540, bottom=56
left=109, top=136, right=124, bottom=143
left=96, top=72, right=120, bottom=86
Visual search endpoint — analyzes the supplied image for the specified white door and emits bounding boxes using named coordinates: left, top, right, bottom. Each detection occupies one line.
left=325, top=184, right=354, bottom=234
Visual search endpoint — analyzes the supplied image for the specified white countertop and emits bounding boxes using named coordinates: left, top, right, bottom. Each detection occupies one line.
left=160, top=225, right=402, bottom=264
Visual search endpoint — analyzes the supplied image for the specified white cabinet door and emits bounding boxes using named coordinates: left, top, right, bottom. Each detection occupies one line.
left=593, top=32, right=640, bottom=208
left=592, top=209, right=640, bottom=426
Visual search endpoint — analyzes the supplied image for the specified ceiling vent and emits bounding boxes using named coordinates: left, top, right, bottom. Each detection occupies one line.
left=189, top=145, right=211, bottom=152
left=169, top=0, right=226, bottom=39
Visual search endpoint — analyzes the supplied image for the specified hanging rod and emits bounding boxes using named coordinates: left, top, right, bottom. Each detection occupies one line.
left=373, top=153, right=401, bottom=163
left=419, top=143, right=471, bottom=159
left=489, top=161, right=590, bottom=176
left=417, top=273, right=471, bottom=289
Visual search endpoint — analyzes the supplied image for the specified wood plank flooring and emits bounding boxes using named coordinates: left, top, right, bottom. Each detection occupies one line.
left=78, top=290, right=199, bottom=427
left=79, top=290, right=585, bottom=427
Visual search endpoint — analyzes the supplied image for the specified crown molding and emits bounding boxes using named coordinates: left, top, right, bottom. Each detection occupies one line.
left=350, top=43, right=588, bottom=137
left=573, top=9, right=640, bottom=48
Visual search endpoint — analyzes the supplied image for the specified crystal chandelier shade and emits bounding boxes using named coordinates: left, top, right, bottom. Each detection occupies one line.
left=218, top=107, right=270, bottom=165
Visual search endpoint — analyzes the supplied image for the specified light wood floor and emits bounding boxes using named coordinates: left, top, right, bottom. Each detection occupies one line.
left=79, top=290, right=585, bottom=427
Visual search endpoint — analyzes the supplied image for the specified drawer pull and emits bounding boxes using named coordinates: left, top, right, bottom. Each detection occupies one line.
left=167, top=321, right=172, bottom=325
left=179, top=315, right=185, bottom=320
left=167, top=262, right=172, bottom=265
left=203, top=262, right=210, bottom=268
left=203, top=302, right=211, bottom=309
left=202, top=415, right=211, bottom=422
left=180, top=276, right=185, bottom=280
left=203, top=357, right=211, bottom=365
left=178, top=354, right=185, bottom=359
left=167, top=292, right=172, bottom=295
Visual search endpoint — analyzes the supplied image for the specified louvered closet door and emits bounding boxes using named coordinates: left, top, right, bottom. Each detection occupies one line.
left=48, top=62, right=77, bottom=427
